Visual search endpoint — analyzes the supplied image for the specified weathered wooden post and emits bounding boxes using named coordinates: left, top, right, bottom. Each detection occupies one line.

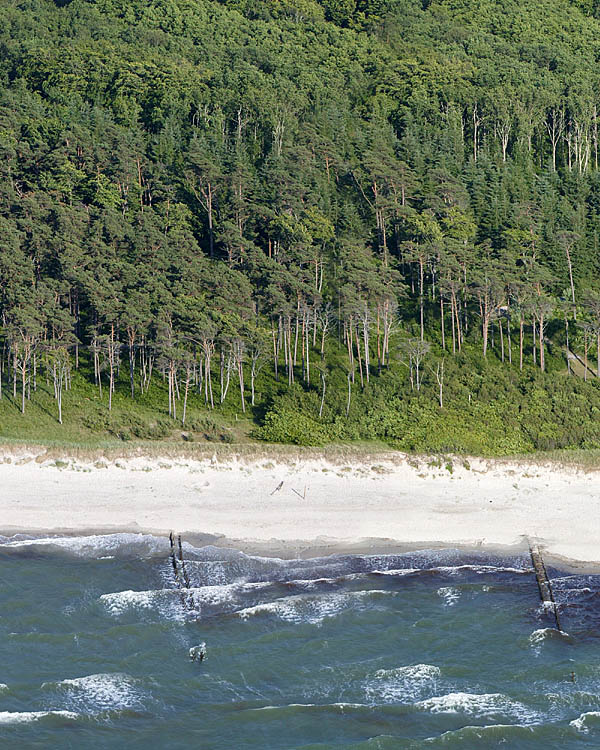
left=178, top=534, right=192, bottom=589
left=169, top=531, right=182, bottom=587
left=529, top=542, right=562, bottom=632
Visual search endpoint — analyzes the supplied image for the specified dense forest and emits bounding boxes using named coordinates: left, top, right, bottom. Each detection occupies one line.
left=4, top=0, right=600, bottom=454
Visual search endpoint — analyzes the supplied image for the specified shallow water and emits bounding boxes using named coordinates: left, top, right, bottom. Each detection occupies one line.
left=1, top=534, right=600, bottom=748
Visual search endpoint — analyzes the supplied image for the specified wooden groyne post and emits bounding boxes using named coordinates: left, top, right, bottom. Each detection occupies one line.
left=169, top=531, right=182, bottom=587
left=177, top=534, right=192, bottom=589
left=529, top=542, right=563, bottom=632
left=169, top=531, right=195, bottom=613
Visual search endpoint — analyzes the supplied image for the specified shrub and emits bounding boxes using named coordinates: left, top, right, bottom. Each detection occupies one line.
left=256, top=408, right=330, bottom=445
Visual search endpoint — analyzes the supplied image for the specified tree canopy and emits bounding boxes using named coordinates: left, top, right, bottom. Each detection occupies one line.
left=3, top=0, right=600, bottom=453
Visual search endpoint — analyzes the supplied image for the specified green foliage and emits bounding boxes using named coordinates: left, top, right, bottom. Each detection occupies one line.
left=320, top=0, right=356, bottom=24
left=5, top=0, right=600, bottom=457
left=364, top=399, right=532, bottom=455
left=256, top=408, right=330, bottom=445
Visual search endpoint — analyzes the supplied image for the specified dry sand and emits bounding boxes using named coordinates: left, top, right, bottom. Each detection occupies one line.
left=0, top=448, right=599, bottom=566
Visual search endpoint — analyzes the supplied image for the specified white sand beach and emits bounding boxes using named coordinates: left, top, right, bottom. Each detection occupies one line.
left=0, top=448, right=598, bottom=566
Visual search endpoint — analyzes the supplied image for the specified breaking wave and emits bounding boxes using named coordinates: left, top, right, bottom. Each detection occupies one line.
left=570, top=711, right=600, bottom=733
left=238, top=590, right=394, bottom=624
left=416, top=692, right=536, bottom=723
left=364, top=664, right=442, bottom=704
left=43, top=673, right=148, bottom=714
left=0, top=533, right=177, bottom=559
left=0, top=710, right=79, bottom=725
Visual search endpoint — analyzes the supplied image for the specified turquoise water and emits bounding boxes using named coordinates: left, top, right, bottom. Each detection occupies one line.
left=1, top=534, right=600, bottom=748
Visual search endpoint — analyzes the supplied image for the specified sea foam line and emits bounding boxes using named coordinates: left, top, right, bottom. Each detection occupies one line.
left=0, top=710, right=79, bottom=725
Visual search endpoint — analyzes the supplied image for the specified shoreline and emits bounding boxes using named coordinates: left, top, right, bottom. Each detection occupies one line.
left=0, top=446, right=599, bottom=569
left=2, top=529, right=595, bottom=575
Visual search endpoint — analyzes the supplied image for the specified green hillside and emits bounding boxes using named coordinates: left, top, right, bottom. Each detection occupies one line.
left=3, top=0, right=600, bottom=454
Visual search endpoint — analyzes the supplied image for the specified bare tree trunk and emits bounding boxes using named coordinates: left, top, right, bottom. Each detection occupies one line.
left=238, top=358, right=245, bottom=413
left=346, top=321, right=354, bottom=382
left=319, top=371, right=326, bottom=418
left=362, top=314, right=370, bottom=384
left=128, top=330, right=135, bottom=398
left=355, top=325, right=364, bottom=388
left=305, top=311, right=310, bottom=385
left=220, top=349, right=225, bottom=401
left=440, top=298, right=446, bottom=350
left=346, top=372, right=352, bottom=416
left=565, top=243, right=577, bottom=319
left=171, top=364, right=177, bottom=419
left=419, top=257, right=424, bottom=341
left=272, top=320, right=279, bottom=381
left=482, top=305, right=489, bottom=356
left=519, top=318, right=524, bottom=371
left=539, top=315, right=545, bottom=371
left=288, top=316, right=294, bottom=385
left=565, top=317, right=571, bottom=375
left=436, top=361, right=444, bottom=408
left=283, top=322, right=288, bottom=381
left=293, top=309, right=299, bottom=366
left=21, top=362, right=26, bottom=414
left=204, top=352, right=214, bottom=408
left=182, top=367, right=190, bottom=425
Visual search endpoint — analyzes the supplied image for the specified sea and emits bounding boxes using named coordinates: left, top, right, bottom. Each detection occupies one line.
left=1, top=534, right=600, bottom=749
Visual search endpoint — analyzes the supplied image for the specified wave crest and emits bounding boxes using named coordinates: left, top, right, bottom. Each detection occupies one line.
left=416, top=692, right=533, bottom=721
left=44, top=673, right=148, bottom=713
left=0, top=710, right=79, bottom=725
left=238, top=590, right=392, bottom=625
left=365, top=664, right=441, bottom=704
left=571, top=711, right=600, bottom=733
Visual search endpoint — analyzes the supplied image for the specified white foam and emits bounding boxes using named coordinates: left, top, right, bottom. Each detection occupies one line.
left=0, top=710, right=78, bottom=724
left=570, top=711, right=600, bottom=733
left=416, top=692, right=532, bottom=721
left=434, top=565, right=530, bottom=575
left=252, top=703, right=317, bottom=711
left=192, top=581, right=271, bottom=604
left=284, top=576, right=352, bottom=587
left=373, top=564, right=529, bottom=578
left=251, top=702, right=368, bottom=712
left=47, top=673, right=147, bottom=713
left=530, top=628, right=553, bottom=644
left=437, top=586, right=461, bottom=606
left=0, top=533, right=172, bottom=559
left=238, top=590, right=392, bottom=625
left=100, top=590, right=156, bottom=616
left=100, top=581, right=272, bottom=619
left=529, top=628, right=569, bottom=647
left=0, top=684, right=8, bottom=692
left=373, top=568, right=421, bottom=576
left=365, top=664, right=441, bottom=704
